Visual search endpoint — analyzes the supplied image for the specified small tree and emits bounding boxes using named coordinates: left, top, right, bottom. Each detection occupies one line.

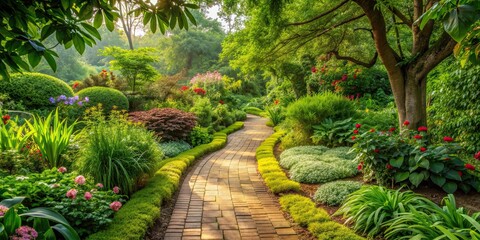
left=101, top=46, right=158, bottom=93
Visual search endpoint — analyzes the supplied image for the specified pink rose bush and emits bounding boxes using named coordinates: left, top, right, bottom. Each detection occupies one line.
left=74, top=175, right=86, bottom=185
left=109, top=201, right=122, bottom=212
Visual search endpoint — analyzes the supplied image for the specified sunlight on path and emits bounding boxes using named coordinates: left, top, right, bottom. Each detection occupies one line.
left=165, top=115, right=298, bottom=240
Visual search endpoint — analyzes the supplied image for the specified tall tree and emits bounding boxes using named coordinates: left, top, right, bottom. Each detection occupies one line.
left=117, top=0, right=143, bottom=49
left=224, top=0, right=479, bottom=129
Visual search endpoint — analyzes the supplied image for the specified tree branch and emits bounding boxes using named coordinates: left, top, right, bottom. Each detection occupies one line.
left=416, top=32, right=456, bottom=81
left=387, top=6, right=412, bottom=26
left=286, top=0, right=351, bottom=26
left=329, top=50, right=378, bottom=68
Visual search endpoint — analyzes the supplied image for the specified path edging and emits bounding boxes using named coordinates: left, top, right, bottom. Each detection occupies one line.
left=88, top=122, right=244, bottom=240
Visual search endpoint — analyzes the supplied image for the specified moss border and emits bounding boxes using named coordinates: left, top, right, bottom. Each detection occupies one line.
left=88, top=122, right=244, bottom=240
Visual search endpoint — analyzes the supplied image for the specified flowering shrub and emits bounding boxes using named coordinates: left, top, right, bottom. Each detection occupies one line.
left=352, top=123, right=480, bottom=193
left=193, top=87, right=206, bottom=96
left=190, top=71, right=224, bottom=100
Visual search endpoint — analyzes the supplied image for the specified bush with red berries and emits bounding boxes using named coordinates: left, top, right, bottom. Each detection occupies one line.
left=351, top=121, right=480, bottom=193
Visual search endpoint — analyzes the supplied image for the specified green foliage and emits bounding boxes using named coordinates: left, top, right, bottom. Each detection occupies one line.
left=158, top=141, right=192, bottom=158
left=189, top=97, right=213, bottom=128
left=26, top=109, right=77, bottom=168
left=256, top=131, right=300, bottom=194
left=188, top=126, right=213, bottom=147
left=314, top=181, right=362, bottom=206
left=213, top=104, right=236, bottom=130
left=266, top=105, right=284, bottom=126
left=243, top=106, right=265, bottom=116
left=286, top=92, right=356, bottom=134
left=0, top=73, right=73, bottom=110
left=234, top=110, right=247, bottom=121
left=355, top=108, right=398, bottom=131
left=352, top=126, right=480, bottom=193
left=430, top=64, right=480, bottom=153
left=88, top=122, right=244, bottom=240
left=280, top=145, right=329, bottom=160
left=0, top=119, right=32, bottom=152
left=77, top=87, right=129, bottom=114
left=312, top=118, right=354, bottom=147
left=0, top=197, right=80, bottom=240
left=336, top=186, right=434, bottom=238
left=280, top=194, right=364, bottom=240
left=78, top=119, right=163, bottom=195
left=0, top=169, right=123, bottom=238
left=101, top=47, right=158, bottom=93
left=384, top=194, right=480, bottom=240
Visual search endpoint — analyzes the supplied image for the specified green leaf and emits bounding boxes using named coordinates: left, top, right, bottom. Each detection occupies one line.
left=4, top=208, right=21, bottom=235
left=28, top=52, right=41, bottom=68
left=430, top=174, right=446, bottom=187
left=105, top=17, right=114, bottom=31
left=158, top=16, right=166, bottom=34
left=72, top=35, right=85, bottom=54
left=150, top=14, right=157, bottom=33
left=184, top=3, right=199, bottom=9
left=11, top=56, right=29, bottom=71
left=443, top=5, right=480, bottom=42
left=44, top=228, right=56, bottom=240
left=143, top=12, right=152, bottom=26
left=43, top=51, right=57, bottom=72
left=395, top=171, right=409, bottom=183
left=446, top=169, right=462, bottom=181
left=61, top=0, right=69, bottom=10
left=430, top=162, right=444, bottom=173
left=442, top=182, right=458, bottom=194
left=390, top=156, right=404, bottom=168
left=184, top=8, right=197, bottom=26
left=419, top=159, right=430, bottom=169
left=34, top=218, right=51, bottom=236
left=409, top=172, right=423, bottom=187
left=94, top=11, right=104, bottom=28
left=81, top=23, right=101, bottom=40
left=51, top=224, right=80, bottom=240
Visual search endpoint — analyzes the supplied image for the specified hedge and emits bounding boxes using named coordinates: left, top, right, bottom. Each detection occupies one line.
left=77, top=87, right=129, bottom=113
left=255, top=131, right=300, bottom=194
left=280, top=195, right=365, bottom=240
left=88, top=122, right=244, bottom=240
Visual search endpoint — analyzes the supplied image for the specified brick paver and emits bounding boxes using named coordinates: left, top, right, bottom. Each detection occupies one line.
left=165, top=115, right=298, bottom=240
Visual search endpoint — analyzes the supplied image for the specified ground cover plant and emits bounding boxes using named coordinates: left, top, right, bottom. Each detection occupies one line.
left=314, top=181, right=363, bottom=206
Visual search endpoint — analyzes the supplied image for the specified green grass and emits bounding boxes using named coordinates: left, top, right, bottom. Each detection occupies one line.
left=280, top=194, right=365, bottom=240
left=87, top=122, right=244, bottom=240
left=255, top=131, right=300, bottom=194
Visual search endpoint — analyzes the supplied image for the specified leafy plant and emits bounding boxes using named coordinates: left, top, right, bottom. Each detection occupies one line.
left=312, top=118, right=354, bottom=147
left=314, top=181, right=362, bottom=206
left=187, top=126, right=213, bottom=147
left=336, top=186, right=434, bottom=238
left=159, top=141, right=192, bottom=158
left=77, top=86, right=129, bottom=114
left=189, top=97, right=213, bottom=128
left=289, top=158, right=358, bottom=183
left=0, top=118, right=33, bottom=152
left=0, top=197, right=80, bottom=240
left=266, top=105, right=284, bottom=126
left=26, top=109, right=77, bottom=168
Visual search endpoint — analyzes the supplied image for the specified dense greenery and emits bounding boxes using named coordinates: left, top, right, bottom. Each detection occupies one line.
left=77, top=87, right=129, bottom=114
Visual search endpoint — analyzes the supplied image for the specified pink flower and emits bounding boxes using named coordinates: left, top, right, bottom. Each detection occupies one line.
left=84, top=192, right=92, bottom=200
left=418, top=126, right=428, bottom=132
left=311, top=66, right=317, bottom=73
left=96, top=183, right=104, bottom=188
left=414, top=134, right=422, bottom=139
left=443, top=136, right=453, bottom=142
left=57, top=167, right=67, bottom=173
left=353, top=129, right=359, bottom=134
left=14, top=226, right=38, bottom=239
left=74, top=175, right=86, bottom=185
left=0, top=205, right=9, bottom=216
left=403, top=120, right=410, bottom=126
left=66, top=189, right=78, bottom=199
left=110, top=201, right=122, bottom=212
left=355, top=123, right=361, bottom=129
left=357, top=164, right=362, bottom=171
left=465, top=163, right=476, bottom=171
left=113, top=186, right=120, bottom=194
left=475, top=151, right=480, bottom=160
left=420, top=147, right=427, bottom=152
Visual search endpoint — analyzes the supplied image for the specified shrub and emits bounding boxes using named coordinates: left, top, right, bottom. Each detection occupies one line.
left=78, top=121, right=163, bottom=195
left=289, top=160, right=357, bottom=183
left=234, top=110, right=247, bottom=121
left=158, top=141, right=192, bottom=158
left=243, top=106, right=264, bottom=116
left=188, top=126, right=213, bottom=147
left=314, top=181, right=363, bottom=206
left=286, top=92, right=356, bottom=133
left=280, top=145, right=329, bottom=159
left=129, top=108, right=197, bottom=141
left=77, top=87, right=129, bottom=114
left=280, top=154, right=324, bottom=169
left=336, top=186, right=433, bottom=238
left=322, top=147, right=356, bottom=160
left=308, top=221, right=365, bottom=240
left=0, top=72, right=73, bottom=110
left=88, top=122, right=244, bottom=240
left=189, top=97, right=213, bottom=128
left=312, top=118, right=354, bottom=147
left=213, top=104, right=235, bottom=129
left=355, top=108, right=398, bottom=131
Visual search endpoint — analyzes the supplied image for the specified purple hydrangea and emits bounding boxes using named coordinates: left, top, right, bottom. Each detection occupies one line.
left=13, top=226, right=38, bottom=240
left=49, top=97, right=55, bottom=104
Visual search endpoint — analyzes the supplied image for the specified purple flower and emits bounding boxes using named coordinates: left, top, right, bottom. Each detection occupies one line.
left=49, top=97, right=55, bottom=104
left=57, top=95, right=67, bottom=101
left=73, top=95, right=79, bottom=101
left=63, top=101, right=69, bottom=105
left=77, top=101, right=83, bottom=106
left=0, top=205, right=9, bottom=216
left=14, top=226, right=38, bottom=239
left=84, top=97, right=89, bottom=102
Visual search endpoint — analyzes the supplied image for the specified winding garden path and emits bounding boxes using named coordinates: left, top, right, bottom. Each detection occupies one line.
left=164, top=115, right=298, bottom=240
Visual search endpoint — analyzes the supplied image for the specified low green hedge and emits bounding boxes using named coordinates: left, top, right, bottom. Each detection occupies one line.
left=280, top=194, right=365, bottom=240
left=244, top=106, right=265, bottom=116
left=88, top=122, right=244, bottom=240
left=256, top=131, right=300, bottom=194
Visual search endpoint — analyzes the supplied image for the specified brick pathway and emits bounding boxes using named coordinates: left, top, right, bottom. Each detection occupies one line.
left=164, top=115, right=299, bottom=240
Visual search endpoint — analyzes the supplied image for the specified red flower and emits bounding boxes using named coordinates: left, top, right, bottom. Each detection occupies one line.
left=389, top=127, right=396, bottom=132
left=465, top=164, right=476, bottom=171
left=274, top=99, right=280, bottom=105
left=443, top=136, right=453, bottom=142
left=355, top=123, right=361, bottom=129
left=341, top=74, right=348, bottom=81
left=403, top=120, right=410, bottom=126
left=458, top=171, right=463, bottom=177
left=219, top=100, right=224, bottom=105
left=311, top=66, right=317, bottom=73
left=2, top=115, right=10, bottom=124
left=353, top=73, right=357, bottom=79
left=369, top=128, right=375, bottom=133
left=444, top=157, right=451, bottom=161
left=374, top=149, right=380, bottom=153
left=414, top=134, right=422, bottom=140
left=357, top=164, right=362, bottom=170
left=193, top=88, right=206, bottom=96
left=475, top=151, right=480, bottom=160
left=418, top=126, right=428, bottom=132
left=386, top=164, right=394, bottom=170
left=420, top=147, right=427, bottom=152
left=180, top=86, right=189, bottom=91
left=351, top=136, right=356, bottom=140
left=353, top=129, right=359, bottom=134
left=72, top=82, right=79, bottom=89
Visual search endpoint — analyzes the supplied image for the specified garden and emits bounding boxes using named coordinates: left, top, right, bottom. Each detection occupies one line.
left=1, top=0, right=480, bottom=239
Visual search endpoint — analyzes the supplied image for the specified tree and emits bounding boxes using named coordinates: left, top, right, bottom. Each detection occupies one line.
left=224, top=0, right=479, bottom=129
left=117, top=0, right=143, bottom=49
left=101, top=46, right=158, bottom=93
left=0, top=0, right=199, bottom=80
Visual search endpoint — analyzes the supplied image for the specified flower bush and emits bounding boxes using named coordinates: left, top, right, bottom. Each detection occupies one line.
left=351, top=123, right=480, bottom=193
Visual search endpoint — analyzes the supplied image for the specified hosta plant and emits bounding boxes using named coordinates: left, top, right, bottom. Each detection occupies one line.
left=312, top=117, right=354, bottom=147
